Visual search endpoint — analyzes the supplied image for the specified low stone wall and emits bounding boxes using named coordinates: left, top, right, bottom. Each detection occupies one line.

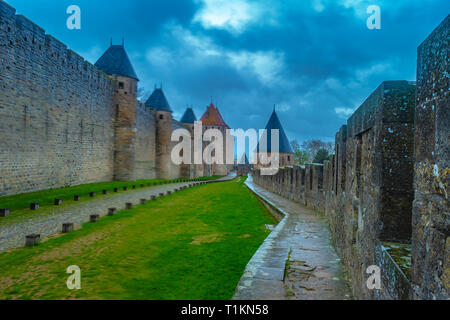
left=254, top=80, right=418, bottom=300
left=253, top=17, right=449, bottom=300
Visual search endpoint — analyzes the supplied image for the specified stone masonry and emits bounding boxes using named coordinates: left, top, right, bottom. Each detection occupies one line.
left=412, top=15, right=449, bottom=300
left=253, top=16, right=449, bottom=300
left=0, top=0, right=229, bottom=196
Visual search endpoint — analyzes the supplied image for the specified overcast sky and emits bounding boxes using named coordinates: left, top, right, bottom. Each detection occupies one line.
left=7, top=0, right=449, bottom=144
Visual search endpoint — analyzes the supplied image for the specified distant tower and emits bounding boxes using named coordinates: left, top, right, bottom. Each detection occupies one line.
left=145, top=87, right=173, bottom=179
left=180, top=107, right=197, bottom=132
left=180, top=107, right=201, bottom=178
left=200, top=103, right=231, bottom=176
left=255, top=108, right=294, bottom=169
left=95, top=42, right=139, bottom=181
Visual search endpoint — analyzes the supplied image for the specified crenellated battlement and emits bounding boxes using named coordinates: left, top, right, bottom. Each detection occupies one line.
left=252, top=16, right=448, bottom=301
left=0, top=0, right=202, bottom=196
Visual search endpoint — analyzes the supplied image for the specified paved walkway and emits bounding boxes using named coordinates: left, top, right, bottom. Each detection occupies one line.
left=233, top=175, right=352, bottom=300
left=0, top=175, right=235, bottom=252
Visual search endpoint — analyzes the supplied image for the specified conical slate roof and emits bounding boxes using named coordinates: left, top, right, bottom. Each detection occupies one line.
left=95, top=45, right=138, bottom=80
left=180, top=108, right=197, bottom=124
left=257, top=109, right=294, bottom=154
left=239, top=153, right=250, bottom=165
left=145, top=88, right=172, bottom=112
left=200, top=103, right=229, bottom=128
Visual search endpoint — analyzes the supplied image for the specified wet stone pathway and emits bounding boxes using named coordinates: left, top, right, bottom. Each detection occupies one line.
left=0, top=176, right=234, bottom=252
left=233, top=176, right=352, bottom=300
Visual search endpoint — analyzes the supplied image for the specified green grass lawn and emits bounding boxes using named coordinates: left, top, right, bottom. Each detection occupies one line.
left=0, top=176, right=222, bottom=226
left=0, top=177, right=277, bottom=300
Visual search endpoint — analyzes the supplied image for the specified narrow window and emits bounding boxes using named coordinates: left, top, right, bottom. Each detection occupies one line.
left=118, top=82, right=124, bottom=90
left=159, top=114, right=164, bottom=120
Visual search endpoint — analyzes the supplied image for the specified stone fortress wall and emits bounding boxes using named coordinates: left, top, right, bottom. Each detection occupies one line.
left=253, top=16, right=449, bottom=300
left=0, top=1, right=210, bottom=197
left=0, top=2, right=116, bottom=196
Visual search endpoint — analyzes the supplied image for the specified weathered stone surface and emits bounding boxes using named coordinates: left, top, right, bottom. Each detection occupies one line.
left=25, top=234, right=40, bottom=247
left=412, top=15, right=449, bottom=300
left=62, top=223, right=74, bottom=234
left=0, top=1, right=216, bottom=198
left=253, top=80, right=417, bottom=300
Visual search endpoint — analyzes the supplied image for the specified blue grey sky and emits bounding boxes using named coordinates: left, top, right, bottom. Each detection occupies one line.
left=7, top=0, right=449, bottom=144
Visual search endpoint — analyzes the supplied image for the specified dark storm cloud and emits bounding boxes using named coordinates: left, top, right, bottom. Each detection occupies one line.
left=7, top=0, right=450, bottom=143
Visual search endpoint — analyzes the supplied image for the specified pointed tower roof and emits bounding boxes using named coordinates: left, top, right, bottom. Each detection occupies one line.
left=145, top=88, right=172, bottom=112
left=239, top=153, right=250, bottom=165
left=180, top=107, right=197, bottom=124
left=257, top=108, right=294, bottom=154
left=95, top=44, right=138, bottom=80
left=200, top=103, right=229, bottom=128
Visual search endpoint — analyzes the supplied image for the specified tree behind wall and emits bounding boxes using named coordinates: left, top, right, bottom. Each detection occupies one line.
left=313, top=148, right=330, bottom=164
left=301, top=140, right=334, bottom=161
left=291, top=140, right=309, bottom=166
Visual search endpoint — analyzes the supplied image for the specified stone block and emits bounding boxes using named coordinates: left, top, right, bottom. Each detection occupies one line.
left=62, top=223, right=74, bottom=233
left=151, top=196, right=156, bottom=201
left=114, top=188, right=119, bottom=193
left=125, top=203, right=133, bottom=210
left=30, top=203, right=39, bottom=210
left=108, top=208, right=117, bottom=216
left=123, top=186, right=128, bottom=191
left=90, top=192, right=96, bottom=198
left=102, top=190, right=108, bottom=195
left=54, top=199, right=63, bottom=206
left=0, top=208, right=10, bottom=217
left=74, top=195, right=80, bottom=201
left=26, top=234, right=40, bottom=247
left=140, top=199, right=147, bottom=204
left=90, top=214, right=100, bottom=223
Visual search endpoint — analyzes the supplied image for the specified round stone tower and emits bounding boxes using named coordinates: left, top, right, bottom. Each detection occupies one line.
left=145, top=87, right=173, bottom=179
left=95, top=42, right=139, bottom=181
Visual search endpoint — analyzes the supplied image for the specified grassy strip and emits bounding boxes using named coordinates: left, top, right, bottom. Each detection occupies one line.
left=0, top=176, right=222, bottom=223
left=0, top=177, right=277, bottom=300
